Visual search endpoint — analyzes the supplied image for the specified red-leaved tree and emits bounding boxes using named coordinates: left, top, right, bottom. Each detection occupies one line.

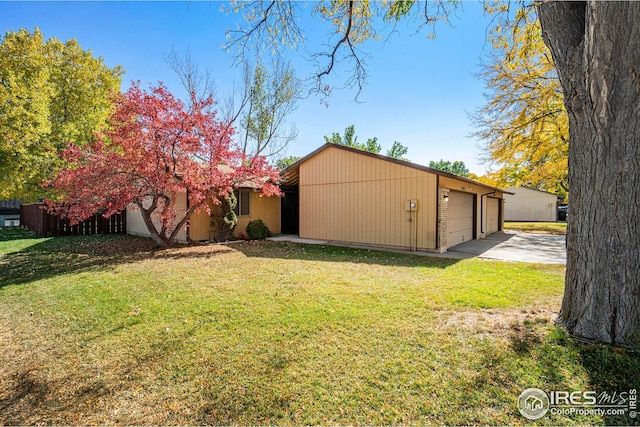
left=45, top=82, right=280, bottom=247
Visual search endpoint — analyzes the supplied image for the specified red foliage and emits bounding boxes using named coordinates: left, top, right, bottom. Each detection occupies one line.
left=45, top=82, right=280, bottom=246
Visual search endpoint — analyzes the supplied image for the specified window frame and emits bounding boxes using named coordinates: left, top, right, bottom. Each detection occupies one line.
left=234, top=189, right=251, bottom=217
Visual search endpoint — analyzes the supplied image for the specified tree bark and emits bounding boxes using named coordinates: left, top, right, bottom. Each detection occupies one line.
left=538, top=2, right=640, bottom=346
left=137, top=199, right=170, bottom=248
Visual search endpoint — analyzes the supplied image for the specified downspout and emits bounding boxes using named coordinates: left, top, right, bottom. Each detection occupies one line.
left=415, top=211, right=418, bottom=252
left=435, top=176, right=440, bottom=250
left=185, top=189, right=191, bottom=242
left=480, top=190, right=496, bottom=234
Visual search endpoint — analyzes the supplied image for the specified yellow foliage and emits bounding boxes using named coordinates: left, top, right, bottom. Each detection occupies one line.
left=474, top=5, right=568, bottom=200
left=314, top=1, right=378, bottom=45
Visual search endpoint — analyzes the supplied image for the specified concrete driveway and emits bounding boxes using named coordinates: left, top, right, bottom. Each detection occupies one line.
left=447, top=231, right=566, bottom=264
left=269, top=231, right=566, bottom=264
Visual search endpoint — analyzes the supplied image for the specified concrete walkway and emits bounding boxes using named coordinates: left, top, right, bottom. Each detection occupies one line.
left=448, top=231, right=566, bottom=264
left=268, top=231, right=566, bottom=265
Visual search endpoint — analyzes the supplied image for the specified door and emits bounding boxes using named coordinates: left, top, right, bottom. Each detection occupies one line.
left=280, top=187, right=299, bottom=234
left=447, top=190, right=474, bottom=248
left=487, top=197, right=500, bottom=234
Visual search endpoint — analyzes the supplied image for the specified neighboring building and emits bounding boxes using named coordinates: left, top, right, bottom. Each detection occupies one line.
left=504, top=186, right=558, bottom=222
left=0, top=198, right=21, bottom=227
left=280, top=143, right=508, bottom=252
left=126, top=143, right=508, bottom=251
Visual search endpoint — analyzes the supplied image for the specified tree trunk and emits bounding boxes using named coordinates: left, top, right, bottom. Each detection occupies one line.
left=538, top=2, right=640, bottom=346
left=137, top=200, right=170, bottom=248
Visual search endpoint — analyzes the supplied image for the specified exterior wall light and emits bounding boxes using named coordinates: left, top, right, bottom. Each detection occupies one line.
left=443, top=194, right=449, bottom=201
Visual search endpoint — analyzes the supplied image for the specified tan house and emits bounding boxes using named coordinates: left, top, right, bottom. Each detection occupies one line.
left=126, top=186, right=281, bottom=243
left=279, top=143, right=508, bottom=252
left=127, top=143, right=508, bottom=251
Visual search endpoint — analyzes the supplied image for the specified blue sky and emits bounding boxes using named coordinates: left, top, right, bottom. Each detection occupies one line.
left=1, top=1, right=496, bottom=174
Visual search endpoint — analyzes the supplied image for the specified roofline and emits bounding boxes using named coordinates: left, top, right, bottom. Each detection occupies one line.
left=505, top=185, right=559, bottom=196
left=281, top=143, right=512, bottom=194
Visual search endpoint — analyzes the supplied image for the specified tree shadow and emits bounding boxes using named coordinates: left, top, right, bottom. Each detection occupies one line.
left=227, top=240, right=460, bottom=269
left=0, top=307, right=213, bottom=425
left=0, top=234, right=235, bottom=289
left=0, top=367, right=50, bottom=420
left=1, top=234, right=456, bottom=291
left=0, top=227, right=41, bottom=241
left=506, top=320, right=640, bottom=425
left=447, top=231, right=517, bottom=256
left=577, top=342, right=640, bottom=426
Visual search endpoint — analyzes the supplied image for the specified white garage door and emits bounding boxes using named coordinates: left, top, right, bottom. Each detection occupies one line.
left=487, top=197, right=500, bottom=234
left=447, top=191, right=474, bottom=248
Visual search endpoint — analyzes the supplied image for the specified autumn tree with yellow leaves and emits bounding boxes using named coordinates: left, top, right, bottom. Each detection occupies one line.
left=473, top=6, right=568, bottom=201
left=0, top=28, right=123, bottom=200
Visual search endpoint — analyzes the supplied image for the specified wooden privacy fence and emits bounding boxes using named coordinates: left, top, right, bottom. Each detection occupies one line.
left=20, top=203, right=126, bottom=237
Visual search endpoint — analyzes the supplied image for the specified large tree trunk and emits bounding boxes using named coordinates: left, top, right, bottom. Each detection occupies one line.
left=136, top=200, right=170, bottom=248
left=538, top=2, right=640, bottom=346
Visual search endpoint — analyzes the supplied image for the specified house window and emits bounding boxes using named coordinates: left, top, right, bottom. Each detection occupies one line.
left=234, top=189, right=250, bottom=217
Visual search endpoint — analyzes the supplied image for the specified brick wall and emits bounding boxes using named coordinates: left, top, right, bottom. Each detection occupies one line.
left=437, top=188, right=449, bottom=252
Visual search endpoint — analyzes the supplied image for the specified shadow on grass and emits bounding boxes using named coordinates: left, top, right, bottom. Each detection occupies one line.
left=0, top=233, right=237, bottom=289
left=228, top=240, right=460, bottom=269
left=0, top=234, right=456, bottom=290
left=507, top=321, right=640, bottom=425
left=0, top=314, right=215, bottom=425
left=0, top=367, right=49, bottom=416
left=0, top=227, right=41, bottom=241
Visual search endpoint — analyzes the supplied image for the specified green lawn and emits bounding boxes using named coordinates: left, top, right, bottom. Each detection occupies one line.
left=1, top=228, right=638, bottom=425
left=505, top=221, right=567, bottom=235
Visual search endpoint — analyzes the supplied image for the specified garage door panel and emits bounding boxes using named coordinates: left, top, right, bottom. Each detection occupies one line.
left=448, top=217, right=472, bottom=232
left=447, top=191, right=474, bottom=248
left=487, top=198, right=499, bottom=234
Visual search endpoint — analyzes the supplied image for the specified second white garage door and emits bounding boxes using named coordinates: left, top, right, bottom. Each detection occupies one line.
left=487, top=197, right=500, bottom=234
left=447, top=190, right=474, bottom=248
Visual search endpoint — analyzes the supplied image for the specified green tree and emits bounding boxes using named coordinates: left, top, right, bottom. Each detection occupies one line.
left=386, top=141, right=409, bottom=161
left=472, top=6, right=568, bottom=200
left=240, top=61, right=300, bottom=158
left=324, top=125, right=408, bottom=159
left=276, top=155, right=301, bottom=170
left=0, top=28, right=123, bottom=200
left=428, top=160, right=470, bottom=177
left=325, top=124, right=381, bottom=154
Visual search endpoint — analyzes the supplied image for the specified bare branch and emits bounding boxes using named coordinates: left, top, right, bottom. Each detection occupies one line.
left=165, top=48, right=216, bottom=106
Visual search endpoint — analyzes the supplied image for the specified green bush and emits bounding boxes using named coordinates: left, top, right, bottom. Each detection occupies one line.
left=246, top=219, right=271, bottom=240
left=209, top=193, right=237, bottom=242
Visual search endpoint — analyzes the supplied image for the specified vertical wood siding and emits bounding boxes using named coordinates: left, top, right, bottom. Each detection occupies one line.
left=486, top=197, right=500, bottom=234
left=189, top=207, right=212, bottom=241
left=21, top=203, right=126, bottom=237
left=299, top=147, right=437, bottom=250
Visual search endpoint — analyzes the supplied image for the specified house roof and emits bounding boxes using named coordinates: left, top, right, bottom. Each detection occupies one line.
left=215, top=163, right=274, bottom=191
left=280, top=143, right=512, bottom=194
left=505, top=186, right=559, bottom=197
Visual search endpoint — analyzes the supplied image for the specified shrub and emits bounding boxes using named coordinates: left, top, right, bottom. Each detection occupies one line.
left=210, top=193, right=237, bottom=242
left=246, top=219, right=270, bottom=240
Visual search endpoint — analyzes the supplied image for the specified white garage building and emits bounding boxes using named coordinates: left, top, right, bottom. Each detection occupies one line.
left=504, top=186, right=559, bottom=222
